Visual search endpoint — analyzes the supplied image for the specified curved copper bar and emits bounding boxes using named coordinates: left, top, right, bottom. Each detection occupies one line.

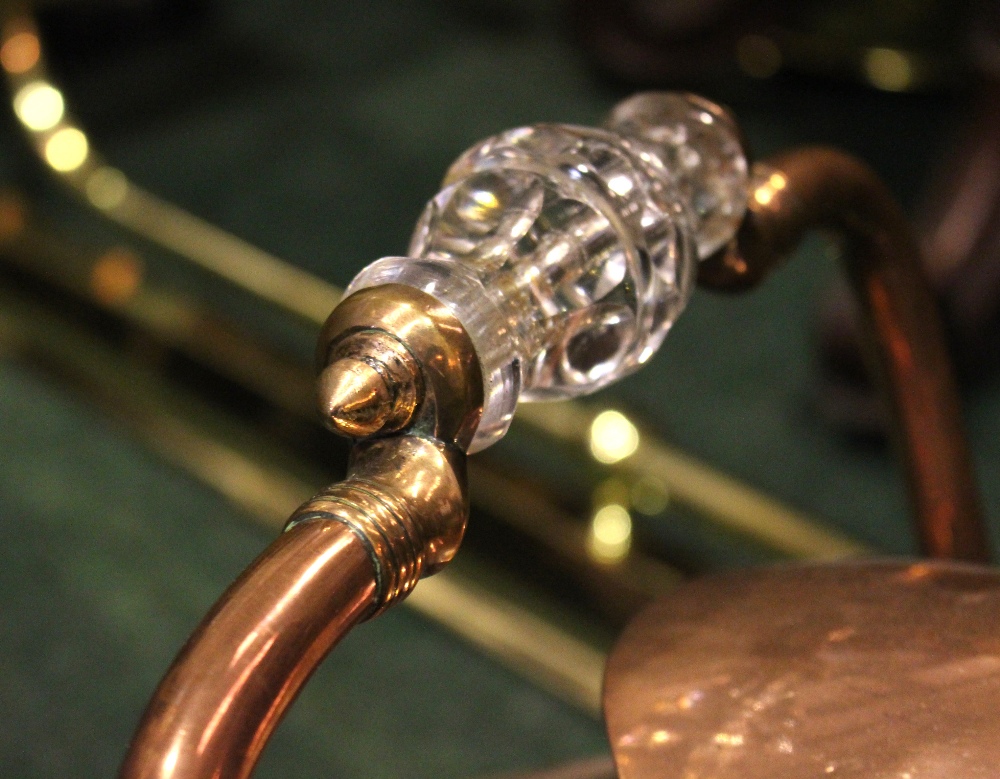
left=118, top=519, right=377, bottom=779
left=699, top=148, right=989, bottom=562
left=118, top=283, right=475, bottom=779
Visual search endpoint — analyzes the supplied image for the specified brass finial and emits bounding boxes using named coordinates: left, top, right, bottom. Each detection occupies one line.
left=317, top=329, right=423, bottom=438
left=318, top=357, right=394, bottom=437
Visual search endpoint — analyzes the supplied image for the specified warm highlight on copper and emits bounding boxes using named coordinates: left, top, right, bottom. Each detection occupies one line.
left=699, top=148, right=988, bottom=562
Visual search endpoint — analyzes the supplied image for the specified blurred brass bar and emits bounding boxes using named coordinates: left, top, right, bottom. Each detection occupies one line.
left=107, top=185, right=340, bottom=326
left=700, top=149, right=989, bottom=561
left=0, top=10, right=340, bottom=327
left=118, top=520, right=377, bottom=779
left=0, top=191, right=320, bottom=418
left=469, top=462, right=683, bottom=614
left=517, top=402, right=868, bottom=560
left=408, top=574, right=606, bottom=715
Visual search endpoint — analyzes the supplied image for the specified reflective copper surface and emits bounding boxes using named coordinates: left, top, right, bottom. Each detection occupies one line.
left=605, top=561, right=1000, bottom=779
left=700, top=148, right=989, bottom=562
left=118, top=519, right=377, bottom=779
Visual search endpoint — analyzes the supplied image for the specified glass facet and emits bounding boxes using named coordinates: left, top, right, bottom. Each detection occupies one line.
left=347, top=92, right=748, bottom=451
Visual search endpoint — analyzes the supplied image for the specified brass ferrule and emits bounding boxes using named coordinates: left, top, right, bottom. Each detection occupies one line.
left=286, top=435, right=468, bottom=615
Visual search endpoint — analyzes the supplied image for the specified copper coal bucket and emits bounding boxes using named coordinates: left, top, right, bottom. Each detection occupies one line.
left=0, top=11, right=993, bottom=778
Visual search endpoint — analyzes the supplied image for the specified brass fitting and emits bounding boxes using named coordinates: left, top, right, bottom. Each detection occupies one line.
left=287, top=435, right=468, bottom=615
left=315, top=283, right=484, bottom=449
left=304, top=282, right=486, bottom=613
left=317, top=330, right=422, bottom=438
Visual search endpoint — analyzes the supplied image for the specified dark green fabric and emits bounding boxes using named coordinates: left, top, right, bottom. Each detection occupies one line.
left=0, top=1, right=998, bottom=777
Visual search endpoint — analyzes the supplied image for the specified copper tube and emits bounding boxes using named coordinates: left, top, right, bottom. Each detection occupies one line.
left=118, top=283, right=475, bottom=779
left=118, top=519, right=377, bottom=779
left=700, top=147, right=989, bottom=561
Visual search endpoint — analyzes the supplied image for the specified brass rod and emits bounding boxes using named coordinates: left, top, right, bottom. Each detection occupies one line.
left=105, top=184, right=340, bottom=327
left=0, top=10, right=339, bottom=328
left=517, top=402, right=868, bottom=560
left=408, top=575, right=606, bottom=716
left=701, top=149, right=989, bottom=561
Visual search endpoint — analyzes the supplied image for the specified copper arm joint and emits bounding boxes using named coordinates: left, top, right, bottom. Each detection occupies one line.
left=701, top=147, right=988, bottom=562
left=255, top=279, right=486, bottom=619
left=298, top=283, right=486, bottom=614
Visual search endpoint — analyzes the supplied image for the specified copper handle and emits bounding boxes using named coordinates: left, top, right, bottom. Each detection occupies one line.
left=700, top=147, right=989, bottom=561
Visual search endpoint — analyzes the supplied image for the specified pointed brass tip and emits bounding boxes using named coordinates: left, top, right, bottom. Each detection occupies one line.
left=317, top=330, right=423, bottom=439
left=318, top=358, right=393, bottom=437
